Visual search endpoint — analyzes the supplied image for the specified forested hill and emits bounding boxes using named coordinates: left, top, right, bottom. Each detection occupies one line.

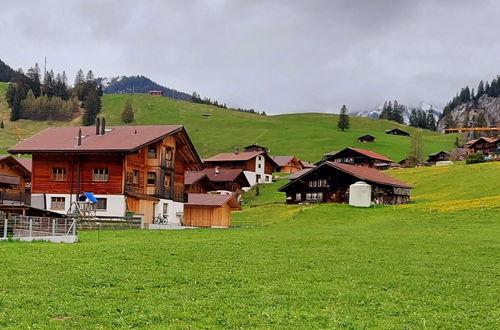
left=98, top=75, right=193, bottom=101
left=438, top=76, right=500, bottom=131
left=0, top=59, right=15, bottom=82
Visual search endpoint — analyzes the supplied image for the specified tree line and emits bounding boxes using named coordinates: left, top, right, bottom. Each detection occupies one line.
left=4, top=64, right=102, bottom=124
left=192, top=92, right=266, bottom=115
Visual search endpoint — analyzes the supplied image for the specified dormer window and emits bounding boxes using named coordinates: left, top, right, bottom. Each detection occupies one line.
left=148, top=146, right=157, bottom=158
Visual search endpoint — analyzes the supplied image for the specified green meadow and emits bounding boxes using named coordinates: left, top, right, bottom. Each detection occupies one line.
left=0, top=82, right=456, bottom=161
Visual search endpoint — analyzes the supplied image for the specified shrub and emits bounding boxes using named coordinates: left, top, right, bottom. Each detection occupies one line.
left=466, top=152, right=485, bottom=164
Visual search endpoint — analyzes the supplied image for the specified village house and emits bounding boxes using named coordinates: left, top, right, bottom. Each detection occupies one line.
left=318, top=147, right=394, bottom=170
left=244, top=144, right=269, bottom=153
left=357, top=135, right=376, bottom=143
left=299, top=160, right=315, bottom=169
left=0, top=155, right=32, bottom=213
left=272, top=156, right=303, bottom=173
left=427, top=151, right=450, bottom=163
left=203, top=149, right=277, bottom=186
left=200, top=167, right=251, bottom=194
left=8, top=122, right=202, bottom=225
left=386, top=128, right=410, bottom=136
left=466, top=137, right=500, bottom=158
left=278, top=161, right=413, bottom=205
left=184, top=172, right=216, bottom=194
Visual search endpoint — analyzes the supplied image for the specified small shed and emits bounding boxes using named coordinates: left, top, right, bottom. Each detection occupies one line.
left=184, top=194, right=241, bottom=228
left=427, top=151, right=450, bottom=163
left=357, top=135, right=376, bottom=143
left=386, top=128, right=410, bottom=136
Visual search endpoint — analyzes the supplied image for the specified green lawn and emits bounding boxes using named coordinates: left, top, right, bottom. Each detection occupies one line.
left=0, top=206, right=498, bottom=328
left=0, top=82, right=456, bottom=161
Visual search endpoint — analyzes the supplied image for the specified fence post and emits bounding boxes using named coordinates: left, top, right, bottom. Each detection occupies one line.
left=52, top=219, right=56, bottom=236
left=72, top=220, right=76, bottom=236
left=3, top=217, right=7, bottom=239
left=29, top=219, right=33, bottom=237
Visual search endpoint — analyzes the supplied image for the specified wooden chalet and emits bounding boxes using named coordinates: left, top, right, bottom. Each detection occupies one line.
left=8, top=121, right=202, bottom=225
left=278, top=161, right=413, bottom=205
left=184, top=172, right=215, bottom=194
left=272, top=156, right=303, bottom=173
left=318, top=147, right=393, bottom=170
left=201, top=168, right=250, bottom=193
left=0, top=155, right=32, bottom=215
left=466, top=137, right=500, bottom=158
left=184, top=193, right=241, bottom=228
left=243, top=144, right=269, bottom=153
left=299, top=160, right=315, bottom=169
left=203, top=150, right=277, bottom=186
left=386, top=128, right=410, bottom=136
left=357, top=135, right=376, bottom=143
left=427, top=151, right=450, bottom=163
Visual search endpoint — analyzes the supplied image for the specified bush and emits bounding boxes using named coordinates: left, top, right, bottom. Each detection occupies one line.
left=466, top=152, right=485, bottom=164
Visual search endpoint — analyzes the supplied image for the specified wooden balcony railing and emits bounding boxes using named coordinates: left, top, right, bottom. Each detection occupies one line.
left=0, top=191, right=31, bottom=205
left=125, top=184, right=187, bottom=203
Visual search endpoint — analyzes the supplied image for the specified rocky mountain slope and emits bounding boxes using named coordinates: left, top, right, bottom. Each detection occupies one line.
left=437, top=96, right=500, bottom=132
left=352, top=102, right=441, bottom=125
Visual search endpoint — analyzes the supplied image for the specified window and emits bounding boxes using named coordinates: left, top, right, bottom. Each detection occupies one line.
left=52, top=168, right=67, bottom=181
left=133, top=170, right=140, bottom=184
left=258, top=164, right=262, bottom=169
left=148, top=146, right=157, bottom=158
left=96, top=198, right=107, bottom=210
left=295, top=193, right=301, bottom=201
left=93, top=168, right=109, bottom=182
left=308, top=179, right=329, bottom=188
left=147, top=172, right=157, bottom=185
left=51, top=197, right=65, bottom=210
left=162, top=203, right=169, bottom=216
left=265, top=176, right=270, bottom=182
left=306, top=192, right=323, bottom=201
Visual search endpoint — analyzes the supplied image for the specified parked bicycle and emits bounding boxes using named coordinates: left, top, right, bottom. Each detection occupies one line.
left=153, top=215, right=168, bottom=225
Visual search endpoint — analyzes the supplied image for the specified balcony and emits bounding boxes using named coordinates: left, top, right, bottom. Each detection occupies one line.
left=125, top=183, right=187, bottom=203
left=0, top=191, right=31, bottom=205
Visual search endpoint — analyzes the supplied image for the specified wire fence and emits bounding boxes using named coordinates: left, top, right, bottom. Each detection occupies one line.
left=0, top=215, right=77, bottom=243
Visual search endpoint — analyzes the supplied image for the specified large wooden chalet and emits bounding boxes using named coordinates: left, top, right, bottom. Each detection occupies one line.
left=318, top=147, right=394, bottom=170
left=467, top=137, right=500, bottom=158
left=279, top=161, right=413, bottom=205
left=9, top=122, right=202, bottom=225
left=203, top=149, right=277, bottom=186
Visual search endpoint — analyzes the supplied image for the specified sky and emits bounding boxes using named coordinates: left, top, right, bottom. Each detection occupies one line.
left=1, top=0, right=500, bottom=114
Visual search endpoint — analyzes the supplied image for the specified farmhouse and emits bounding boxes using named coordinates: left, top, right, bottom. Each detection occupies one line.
left=278, top=161, right=413, bottom=205
left=244, top=144, right=269, bottom=153
left=183, top=193, right=241, bottom=227
left=386, top=128, right=410, bottom=136
left=357, top=135, right=376, bottom=143
left=299, top=160, right=315, bottom=168
left=203, top=150, right=277, bottom=186
left=272, top=156, right=303, bottom=173
left=427, top=151, right=450, bottom=163
left=318, top=147, right=393, bottom=170
left=8, top=122, right=202, bottom=225
left=466, top=137, right=500, bottom=157
left=184, top=172, right=215, bottom=194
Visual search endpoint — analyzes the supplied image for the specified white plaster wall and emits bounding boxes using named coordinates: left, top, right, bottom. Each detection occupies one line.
left=156, top=199, right=184, bottom=225
left=244, top=170, right=272, bottom=186
left=42, top=193, right=127, bottom=217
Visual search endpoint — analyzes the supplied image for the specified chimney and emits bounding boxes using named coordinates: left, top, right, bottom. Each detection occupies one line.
left=215, top=166, right=220, bottom=175
left=95, top=118, right=100, bottom=135
left=77, top=128, right=82, bottom=146
left=234, top=147, right=239, bottom=154
left=101, top=118, right=106, bottom=135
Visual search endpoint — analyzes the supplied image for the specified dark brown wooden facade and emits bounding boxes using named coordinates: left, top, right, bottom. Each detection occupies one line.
left=467, top=137, right=500, bottom=157
left=386, top=128, right=410, bottom=136
left=427, top=151, right=450, bottom=163
left=357, top=135, right=376, bottom=143
left=319, top=147, right=393, bottom=170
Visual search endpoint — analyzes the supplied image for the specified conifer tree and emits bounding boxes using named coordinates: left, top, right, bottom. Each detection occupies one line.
left=426, top=112, right=436, bottom=131
left=121, top=99, right=134, bottom=123
left=337, top=105, right=350, bottom=131
left=82, top=88, right=101, bottom=126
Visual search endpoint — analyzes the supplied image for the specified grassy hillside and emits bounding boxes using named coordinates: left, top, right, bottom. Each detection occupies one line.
left=0, top=82, right=456, bottom=161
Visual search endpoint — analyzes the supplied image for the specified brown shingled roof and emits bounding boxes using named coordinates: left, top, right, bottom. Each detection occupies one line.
left=349, top=148, right=393, bottom=162
left=272, top=156, right=295, bottom=167
left=187, top=193, right=241, bottom=209
left=185, top=172, right=209, bottom=185
left=9, top=125, right=184, bottom=153
left=204, top=151, right=265, bottom=162
left=201, top=168, right=250, bottom=185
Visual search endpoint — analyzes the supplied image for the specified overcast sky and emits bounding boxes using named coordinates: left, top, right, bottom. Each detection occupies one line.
left=2, top=0, right=500, bottom=114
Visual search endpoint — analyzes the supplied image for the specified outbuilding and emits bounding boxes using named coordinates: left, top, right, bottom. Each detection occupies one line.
left=386, top=128, right=410, bottom=136
left=357, top=135, right=376, bottom=143
left=184, top=193, right=241, bottom=227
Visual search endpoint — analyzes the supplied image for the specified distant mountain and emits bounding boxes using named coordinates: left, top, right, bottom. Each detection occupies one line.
left=0, top=59, right=15, bottom=82
left=98, top=75, right=193, bottom=102
left=352, top=102, right=442, bottom=125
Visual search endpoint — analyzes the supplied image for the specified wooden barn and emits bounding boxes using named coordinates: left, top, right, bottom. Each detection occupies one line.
left=278, top=161, right=413, bottom=205
left=318, top=147, right=393, bottom=170
left=357, top=135, right=376, bottom=143
left=386, top=128, right=410, bottom=136
left=184, top=193, right=241, bottom=227
left=243, top=144, right=269, bottom=153
left=427, top=151, right=450, bottom=163
left=184, top=172, right=215, bottom=193
left=272, top=156, right=303, bottom=173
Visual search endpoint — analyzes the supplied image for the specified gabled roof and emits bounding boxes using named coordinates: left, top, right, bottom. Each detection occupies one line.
left=204, top=151, right=279, bottom=167
left=279, top=161, right=412, bottom=191
left=299, top=160, right=315, bottom=168
left=467, top=137, right=499, bottom=147
left=286, top=168, right=313, bottom=179
left=338, top=147, right=393, bottom=163
left=185, top=172, right=209, bottom=186
left=201, top=168, right=250, bottom=186
left=272, top=156, right=296, bottom=167
left=187, top=193, right=241, bottom=209
left=386, top=128, right=410, bottom=134
left=428, top=151, right=449, bottom=156
left=358, top=134, right=375, bottom=138
left=0, top=155, right=32, bottom=179
left=16, top=158, right=32, bottom=172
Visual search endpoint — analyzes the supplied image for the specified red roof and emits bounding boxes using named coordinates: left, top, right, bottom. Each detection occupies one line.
left=272, top=156, right=295, bottom=167
left=184, top=172, right=209, bottom=185
left=468, top=137, right=499, bottom=146
left=0, top=155, right=32, bottom=177
left=327, top=162, right=412, bottom=188
left=15, top=158, right=32, bottom=172
left=9, top=125, right=184, bottom=153
left=349, top=148, right=393, bottom=162
left=187, top=193, right=241, bottom=209
left=204, top=151, right=264, bottom=162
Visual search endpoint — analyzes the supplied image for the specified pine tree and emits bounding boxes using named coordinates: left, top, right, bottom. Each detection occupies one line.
left=82, top=88, right=101, bottom=126
left=121, top=99, right=134, bottom=123
left=74, top=69, right=85, bottom=86
left=476, top=80, right=485, bottom=99
left=337, top=105, right=350, bottom=131
left=426, top=112, right=436, bottom=131
left=26, top=63, right=41, bottom=97
left=409, top=108, right=417, bottom=127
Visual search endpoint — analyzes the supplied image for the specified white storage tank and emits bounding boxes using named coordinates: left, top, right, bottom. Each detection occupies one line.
left=349, top=181, right=372, bottom=207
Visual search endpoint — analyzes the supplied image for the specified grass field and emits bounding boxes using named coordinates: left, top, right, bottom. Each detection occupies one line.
left=0, top=82, right=456, bottom=161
